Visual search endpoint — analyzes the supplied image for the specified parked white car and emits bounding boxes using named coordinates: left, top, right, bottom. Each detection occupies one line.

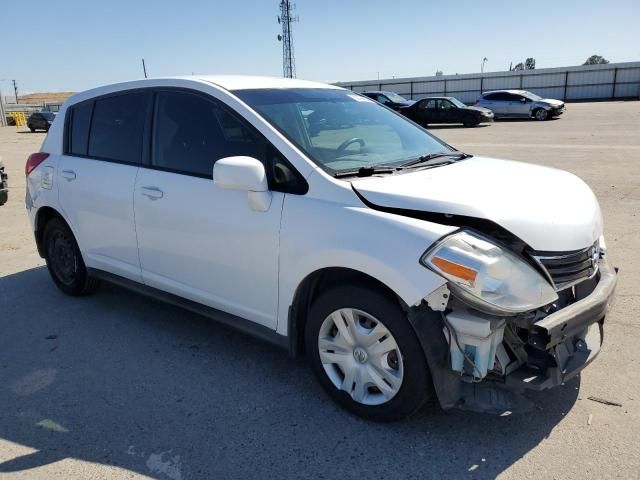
left=25, top=76, right=616, bottom=421
left=476, top=89, right=565, bottom=121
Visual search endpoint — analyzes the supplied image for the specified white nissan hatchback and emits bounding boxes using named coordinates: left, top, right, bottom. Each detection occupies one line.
left=26, top=76, right=616, bottom=421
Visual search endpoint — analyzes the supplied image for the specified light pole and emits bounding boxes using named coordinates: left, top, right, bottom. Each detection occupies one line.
left=481, top=57, right=488, bottom=74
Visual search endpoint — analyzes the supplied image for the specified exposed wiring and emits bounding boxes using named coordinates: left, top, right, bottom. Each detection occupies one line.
left=441, top=312, right=483, bottom=382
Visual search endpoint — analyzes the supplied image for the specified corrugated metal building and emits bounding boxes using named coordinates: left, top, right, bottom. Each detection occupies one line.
left=336, top=61, right=640, bottom=103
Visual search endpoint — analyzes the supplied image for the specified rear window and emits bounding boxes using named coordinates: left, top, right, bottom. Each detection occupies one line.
left=68, top=101, right=94, bottom=156
left=87, top=92, right=147, bottom=164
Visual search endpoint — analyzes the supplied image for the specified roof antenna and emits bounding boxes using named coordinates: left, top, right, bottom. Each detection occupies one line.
left=141, top=58, right=148, bottom=79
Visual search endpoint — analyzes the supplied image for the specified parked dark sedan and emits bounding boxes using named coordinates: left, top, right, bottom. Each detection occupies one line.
left=401, top=96, right=493, bottom=127
left=361, top=91, right=415, bottom=111
left=27, top=111, right=56, bottom=132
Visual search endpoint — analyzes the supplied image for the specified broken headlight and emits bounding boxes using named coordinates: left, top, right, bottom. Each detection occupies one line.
left=421, top=231, right=558, bottom=316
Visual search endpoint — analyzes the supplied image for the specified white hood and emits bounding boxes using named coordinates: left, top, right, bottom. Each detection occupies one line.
left=352, top=157, right=602, bottom=252
left=540, top=98, right=564, bottom=107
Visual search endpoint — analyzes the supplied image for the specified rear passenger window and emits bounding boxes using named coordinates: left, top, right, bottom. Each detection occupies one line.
left=88, top=92, right=147, bottom=164
left=152, top=91, right=267, bottom=178
left=68, top=101, right=93, bottom=155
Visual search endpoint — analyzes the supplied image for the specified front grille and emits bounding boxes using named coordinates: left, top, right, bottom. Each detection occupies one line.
left=531, top=242, right=599, bottom=290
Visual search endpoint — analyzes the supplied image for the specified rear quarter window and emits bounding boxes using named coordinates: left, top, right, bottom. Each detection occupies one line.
left=67, top=101, right=94, bottom=156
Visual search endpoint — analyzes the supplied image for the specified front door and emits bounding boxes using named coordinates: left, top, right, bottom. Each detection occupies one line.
left=509, top=93, right=532, bottom=116
left=437, top=99, right=457, bottom=123
left=133, top=90, right=284, bottom=329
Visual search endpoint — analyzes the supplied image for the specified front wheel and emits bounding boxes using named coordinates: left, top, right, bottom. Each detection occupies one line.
left=534, top=108, right=549, bottom=121
left=43, top=217, right=100, bottom=295
left=463, top=117, right=479, bottom=127
left=305, top=285, right=433, bottom=421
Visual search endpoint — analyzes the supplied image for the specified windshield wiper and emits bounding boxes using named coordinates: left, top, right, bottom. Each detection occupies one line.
left=399, top=151, right=472, bottom=168
left=332, top=165, right=398, bottom=179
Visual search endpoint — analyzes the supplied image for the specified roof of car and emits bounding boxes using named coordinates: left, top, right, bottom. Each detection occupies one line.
left=363, top=90, right=399, bottom=95
left=482, top=89, right=527, bottom=95
left=194, top=75, right=342, bottom=91
left=65, top=75, right=343, bottom=106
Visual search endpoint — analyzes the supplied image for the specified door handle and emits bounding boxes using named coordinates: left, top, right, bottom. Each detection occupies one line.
left=61, top=169, right=76, bottom=181
left=141, top=186, right=164, bottom=200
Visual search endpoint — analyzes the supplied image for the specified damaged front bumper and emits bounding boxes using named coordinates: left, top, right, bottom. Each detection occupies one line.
left=409, top=258, right=617, bottom=413
left=506, top=259, right=617, bottom=391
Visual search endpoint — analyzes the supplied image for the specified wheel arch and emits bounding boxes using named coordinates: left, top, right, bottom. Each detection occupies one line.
left=287, top=267, right=408, bottom=357
left=34, top=206, right=69, bottom=257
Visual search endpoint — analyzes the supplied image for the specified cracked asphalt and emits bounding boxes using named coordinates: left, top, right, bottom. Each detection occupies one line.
left=1, top=101, right=639, bottom=479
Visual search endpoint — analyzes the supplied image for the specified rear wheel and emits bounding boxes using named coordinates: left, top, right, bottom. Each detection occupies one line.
left=305, top=284, right=432, bottom=421
left=29, top=126, right=35, bottom=133
left=43, top=217, right=99, bottom=295
left=534, top=108, right=549, bottom=121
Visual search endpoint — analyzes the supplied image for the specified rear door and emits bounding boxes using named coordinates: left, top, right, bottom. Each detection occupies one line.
left=133, top=89, right=285, bottom=329
left=482, top=92, right=511, bottom=115
left=417, top=98, right=438, bottom=124
left=58, top=92, right=150, bottom=282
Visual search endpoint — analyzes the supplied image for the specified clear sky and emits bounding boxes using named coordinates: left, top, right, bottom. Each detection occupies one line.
left=2, top=0, right=639, bottom=94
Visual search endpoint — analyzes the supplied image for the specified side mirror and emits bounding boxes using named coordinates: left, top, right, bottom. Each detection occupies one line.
left=520, top=97, right=527, bottom=103
left=214, top=156, right=272, bottom=212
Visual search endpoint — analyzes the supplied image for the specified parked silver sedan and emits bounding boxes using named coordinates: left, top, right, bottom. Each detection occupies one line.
left=476, top=89, right=565, bottom=121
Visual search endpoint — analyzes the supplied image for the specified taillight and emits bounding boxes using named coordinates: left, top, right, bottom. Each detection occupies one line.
left=25, top=153, right=50, bottom=176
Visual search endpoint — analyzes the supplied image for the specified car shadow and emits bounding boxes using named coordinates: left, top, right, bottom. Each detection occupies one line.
left=427, top=124, right=491, bottom=130
left=494, top=117, right=560, bottom=123
left=0, top=267, right=579, bottom=479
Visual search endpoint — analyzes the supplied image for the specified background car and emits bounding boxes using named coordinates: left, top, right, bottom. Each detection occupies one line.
left=27, top=111, right=56, bottom=132
left=476, top=90, right=565, bottom=121
left=361, top=91, right=415, bottom=111
left=0, top=160, right=7, bottom=206
left=401, top=96, right=494, bottom=127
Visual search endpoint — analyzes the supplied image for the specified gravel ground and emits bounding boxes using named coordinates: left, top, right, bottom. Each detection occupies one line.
left=0, top=101, right=639, bottom=479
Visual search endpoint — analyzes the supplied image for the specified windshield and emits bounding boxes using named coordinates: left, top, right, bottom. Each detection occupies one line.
left=448, top=97, right=467, bottom=108
left=41, top=112, right=56, bottom=120
left=521, top=91, right=542, bottom=101
left=384, top=92, right=408, bottom=103
left=234, top=88, right=451, bottom=173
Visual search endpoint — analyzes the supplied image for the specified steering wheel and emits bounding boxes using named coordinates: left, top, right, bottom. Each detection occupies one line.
left=335, top=138, right=366, bottom=158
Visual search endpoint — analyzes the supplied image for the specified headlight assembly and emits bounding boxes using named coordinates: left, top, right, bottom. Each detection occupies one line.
left=421, top=231, right=558, bottom=315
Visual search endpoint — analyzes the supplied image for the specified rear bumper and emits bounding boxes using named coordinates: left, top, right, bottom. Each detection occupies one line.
left=506, top=259, right=617, bottom=391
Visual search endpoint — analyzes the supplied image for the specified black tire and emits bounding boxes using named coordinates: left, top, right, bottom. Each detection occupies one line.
left=43, top=216, right=100, bottom=295
left=305, top=284, right=433, bottom=421
left=463, top=116, right=479, bottom=127
left=29, top=126, right=36, bottom=133
left=533, top=108, right=549, bottom=121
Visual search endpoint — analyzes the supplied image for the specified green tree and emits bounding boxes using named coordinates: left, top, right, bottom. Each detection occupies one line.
left=583, top=55, right=610, bottom=65
left=525, top=57, right=536, bottom=70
